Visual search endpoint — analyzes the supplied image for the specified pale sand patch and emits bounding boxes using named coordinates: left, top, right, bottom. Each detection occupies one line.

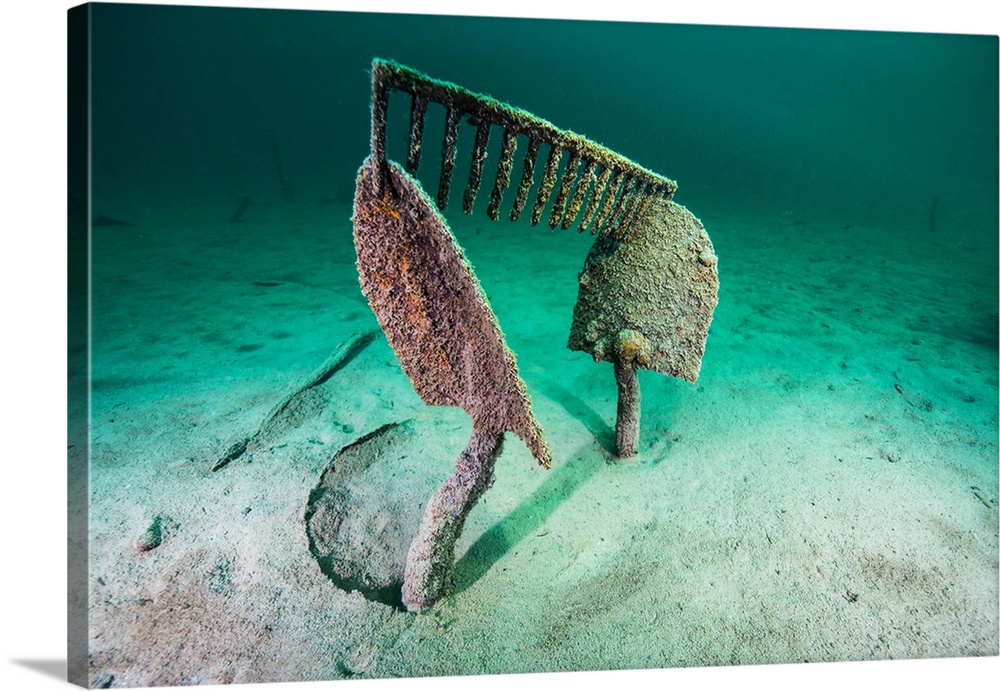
left=83, top=199, right=997, bottom=686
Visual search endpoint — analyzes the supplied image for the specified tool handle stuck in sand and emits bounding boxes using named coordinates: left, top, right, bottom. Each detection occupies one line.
left=402, top=426, right=504, bottom=611
left=614, top=358, right=641, bottom=459
left=353, top=147, right=551, bottom=611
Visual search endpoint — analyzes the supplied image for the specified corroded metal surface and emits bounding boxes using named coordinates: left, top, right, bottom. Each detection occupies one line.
left=568, top=198, right=719, bottom=383
left=369, top=58, right=677, bottom=237
left=352, top=155, right=551, bottom=469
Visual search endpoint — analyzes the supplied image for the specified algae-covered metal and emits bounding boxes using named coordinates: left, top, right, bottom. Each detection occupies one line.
left=369, top=58, right=677, bottom=238
left=568, top=198, right=719, bottom=456
left=350, top=57, right=717, bottom=609
left=569, top=199, right=719, bottom=383
left=352, top=156, right=550, bottom=469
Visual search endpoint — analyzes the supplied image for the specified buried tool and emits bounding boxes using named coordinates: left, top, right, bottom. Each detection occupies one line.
left=351, top=58, right=718, bottom=610
left=353, top=155, right=549, bottom=611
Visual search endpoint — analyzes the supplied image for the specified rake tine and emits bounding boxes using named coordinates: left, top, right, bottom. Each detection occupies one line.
left=531, top=144, right=563, bottom=226
left=593, top=170, right=624, bottom=235
left=600, top=176, right=634, bottom=237
left=370, top=76, right=390, bottom=197
left=615, top=181, right=648, bottom=239
left=369, top=59, right=678, bottom=229
left=618, top=179, right=647, bottom=237
left=406, top=92, right=428, bottom=175
left=437, top=106, right=462, bottom=211
left=510, top=138, right=541, bottom=222
left=463, top=119, right=492, bottom=215
left=563, top=159, right=595, bottom=230
left=487, top=128, right=518, bottom=221
left=548, top=151, right=581, bottom=229
left=615, top=178, right=645, bottom=234
left=577, top=165, right=611, bottom=233
left=632, top=185, right=660, bottom=227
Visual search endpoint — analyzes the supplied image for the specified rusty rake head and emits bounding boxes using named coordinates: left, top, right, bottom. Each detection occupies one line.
left=368, top=58, right=677, bottom=238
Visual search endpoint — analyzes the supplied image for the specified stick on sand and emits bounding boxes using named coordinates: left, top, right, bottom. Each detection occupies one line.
left=211, top=329, right=379, bottom=472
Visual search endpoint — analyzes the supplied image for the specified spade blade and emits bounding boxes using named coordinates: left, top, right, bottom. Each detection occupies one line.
left=568, top=198, right=719, bottom=382
left=352, top=156, right=550, bottom=467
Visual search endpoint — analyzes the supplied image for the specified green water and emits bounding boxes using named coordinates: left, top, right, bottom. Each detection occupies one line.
left=88, top=3, right=997, bottom=237
left=73, top=3, right=999, bottom=685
